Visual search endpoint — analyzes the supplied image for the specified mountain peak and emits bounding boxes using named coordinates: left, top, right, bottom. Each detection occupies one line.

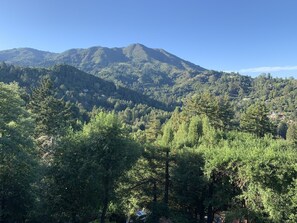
left=0, top=44, right=206, bottom=91
left=123, top=43, right=151, bottom=61
left=0, top=43, right=205, bottom=70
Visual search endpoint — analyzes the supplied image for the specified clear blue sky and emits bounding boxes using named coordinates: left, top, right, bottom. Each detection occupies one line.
left=1, top=0, right=297, bottom=78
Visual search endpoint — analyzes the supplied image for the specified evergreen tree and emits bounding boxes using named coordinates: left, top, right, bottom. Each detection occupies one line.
left=160, top=121, right=174, bottom=148
left=286, top=122, right=297, bottom=144
left=240, top=102, right=273, bottom=137
left=277, top=122, right=288, bottom=139
left=28, top=77, right=73, bottom=154
left=174, top=122, right=189, bottom=149
left=145, top=114, right=161, bottom=143
left=184, top=93, right=234, bottom=130
left=188, top=115, right=203, bottom=147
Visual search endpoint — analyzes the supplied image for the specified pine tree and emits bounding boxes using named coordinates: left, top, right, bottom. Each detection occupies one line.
left=240, top=102, right=273, bottom=137
left=277, top=122, right=288, bottom=139
left=28, top=78, right=73, bottom=154
left=286, top=122, right=297, bottom=144
left=188, top=115, right=203, bottom=147
left=174, top=122, right=189, bottom=149
left=145, top=114, right=161, bottom=143
left=184, top=93, right=233, bottom=130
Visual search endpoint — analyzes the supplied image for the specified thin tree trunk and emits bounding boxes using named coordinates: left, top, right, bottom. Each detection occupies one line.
left=207, top=181, right=214, bottom=223
left=164, top=150, right=169, bottom=205
left=0, top=195, right=4, bottom=223
left=126, top=215, right=131, bottom=223
left=199, top=203, right=205, bottom=222
left=153, top=180, right=157, bottom=202
left=207, top=204, right=213, bottom=223
left=101, top=203, right=108, bottom=223
left=101, top=176, right=110, bottom=223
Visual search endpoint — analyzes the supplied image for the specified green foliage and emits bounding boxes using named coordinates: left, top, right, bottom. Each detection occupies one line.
left=115, top=144, right=165, bottom=222
left=44, top=111, right=141, bottom=223
left=277, top=121, right=288, bottom=139
left=184, top=93, right=234, bottom=130
left=187, top=116, right=203, bottom=146
left=201, top=132, right=297, bottom=223
left=286, top=122, right=297, bottom=145
left=0, top=82, right=36, bottom=222
left=1, top=46, right=297, bottom=223
left=170, top=148, right=206, bottom=222
left=240, top=102, right=273, bottom=137
left=160, top=121, right=174, bottom=148
left=0, top=63, right=167, bottom=113
left=29, top=77, right=73, bottom=137
left=145, top=114, right=162, bottom=143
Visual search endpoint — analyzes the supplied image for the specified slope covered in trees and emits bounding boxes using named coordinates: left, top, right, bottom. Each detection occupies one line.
left=1, top=44, right=297, bottom=223
left=1, top=45, right=297, bottom=121
left=0, top=62, right=167, bottom=112
left=1, top=83, right=297, bottom=223
left=0, top=44, right=205, bottom=99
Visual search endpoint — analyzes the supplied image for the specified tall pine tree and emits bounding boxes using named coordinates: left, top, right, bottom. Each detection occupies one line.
left=28, top=78, right=73, bottom=155
left=240, top=102, right=273, bottom=137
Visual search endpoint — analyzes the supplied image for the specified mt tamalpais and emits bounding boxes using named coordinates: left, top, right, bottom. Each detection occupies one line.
left=0, top=43, right=296, bottom=120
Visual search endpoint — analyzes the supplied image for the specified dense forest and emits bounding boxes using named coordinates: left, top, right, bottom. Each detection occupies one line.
left=1, top=74, right=297, bottom=223
left=1, top=45, right=297, bottom=223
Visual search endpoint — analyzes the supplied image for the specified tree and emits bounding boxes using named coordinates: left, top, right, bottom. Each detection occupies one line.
left=28, top=77, right=73, bottom=155
left=46, top=111, right=141, bottom=223
left=277, top=122, right=288, bottom=139
left=184, top=93, right=234, bottom=130
left=201, top=132, right=297, bottom=223
left=171, top=149, right=206, bottom=222
left=145, top=114, right=161, bottom=143
left=0, top=82, right=36, bottom=223
left=286, top=122, right=297, bottom=144
left=240, top=102, right=273, bottom=137
left=116, top=144, right=167, bottom=223
left=187, top=115, right=203, bottom=147
left=173, top=122, right=189, bottom=149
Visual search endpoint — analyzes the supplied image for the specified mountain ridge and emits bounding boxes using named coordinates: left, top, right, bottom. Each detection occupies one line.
left=0, top=62, right=167, bottom=112
left=0, top=44, right=297, bottom=122
left=0, top=44, right=208, bottom=103
left=0, top=44, right=205, bottom=71
left=1, top=44, right=297, bottom=120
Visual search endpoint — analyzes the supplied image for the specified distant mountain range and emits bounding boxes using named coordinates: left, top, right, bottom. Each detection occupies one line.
left=0, top=44, right=297, bottom=121
left=0, top=44, right=207, bottom=100
left=0, top=43, right=204, bottom=72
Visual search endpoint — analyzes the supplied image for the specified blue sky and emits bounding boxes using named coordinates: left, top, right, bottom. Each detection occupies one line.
left=1, top=0, right=297, bottom=78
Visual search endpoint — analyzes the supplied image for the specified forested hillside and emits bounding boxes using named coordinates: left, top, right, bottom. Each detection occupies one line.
left=0, top=44, right=205, bottom=102
left=1, top=81, right=297, bottom=223
left=0, top=62, right=167, bottom=112
left=1, top=44, right=297, bottom=223
left=1, top=45, right=297, bottom=122
left=1, top=60, right=297, bottom=126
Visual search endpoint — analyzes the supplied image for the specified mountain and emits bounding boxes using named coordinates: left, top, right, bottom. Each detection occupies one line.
left=0, top=62, right=167, bottom=112
left=0, top=47, right=57, bottom=66
left=0, top=44, right=206, bottom=101
left=1, top=44, right=297, bottom=122
left=0, top=44, right=204, bottom=72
